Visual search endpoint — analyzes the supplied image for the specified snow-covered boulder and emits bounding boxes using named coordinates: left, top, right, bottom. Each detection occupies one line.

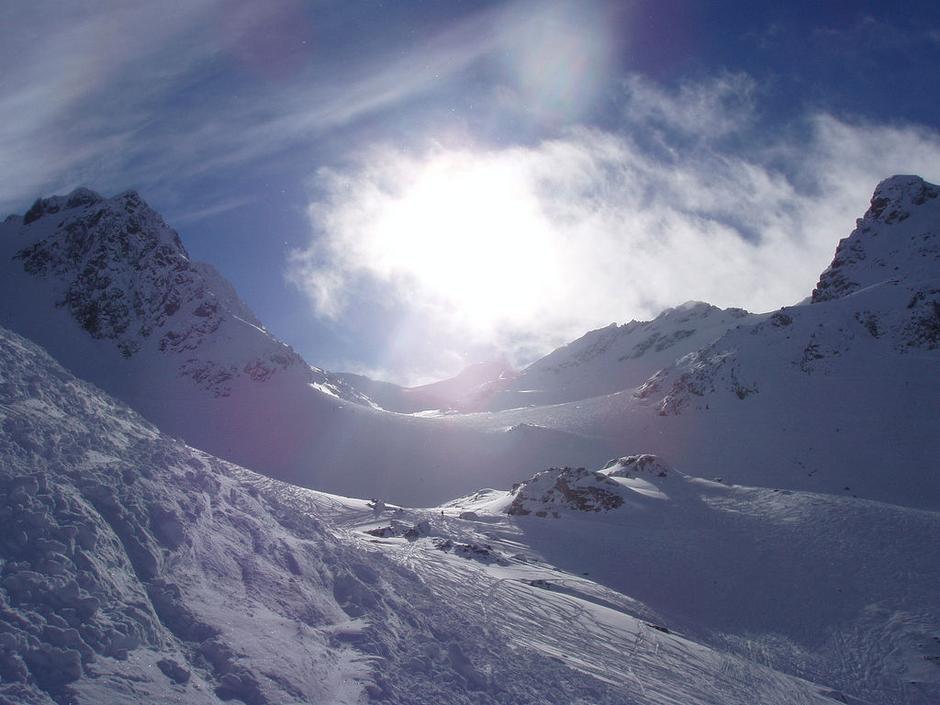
left=602, top=454, right=672, bottom=478
left=507, top=467, right=625, bottom=517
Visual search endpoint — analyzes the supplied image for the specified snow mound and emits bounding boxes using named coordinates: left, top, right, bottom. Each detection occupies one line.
left=504, top=457, right=691, bottom=518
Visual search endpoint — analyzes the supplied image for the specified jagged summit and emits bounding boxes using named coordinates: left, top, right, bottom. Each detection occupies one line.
left=0, top=188, right=371, bottom=404
left=813, top=175, right=940, bottom=303
left=865, top=174, right=939, bottom=224
left=21, top=187, right=106, bottom=225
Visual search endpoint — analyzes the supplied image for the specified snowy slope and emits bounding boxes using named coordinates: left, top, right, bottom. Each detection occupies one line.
left=337, top=359, right=516, bottom=413
left=443, top=456, right=940, bottom=705
left=484, top=302, right=754, bottom=410
left=0, top=324, right=851, bottom=705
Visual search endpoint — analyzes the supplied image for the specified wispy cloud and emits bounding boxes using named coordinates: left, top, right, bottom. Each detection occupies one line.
left=623, top=72, right=758, bottom=140
left=0, top=0, right=572, bottom=214
left=0, top=1, right=228, bottom=210
left=168, top=195, right=257, bottom=224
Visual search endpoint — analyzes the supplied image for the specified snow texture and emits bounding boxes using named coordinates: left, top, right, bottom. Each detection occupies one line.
left=0, top=325, right=855, bottom=705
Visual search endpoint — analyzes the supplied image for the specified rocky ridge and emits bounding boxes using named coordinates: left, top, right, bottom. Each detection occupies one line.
left=633, top=175, right=940, bottom=416
left=2, top=188, right=371, bottom=403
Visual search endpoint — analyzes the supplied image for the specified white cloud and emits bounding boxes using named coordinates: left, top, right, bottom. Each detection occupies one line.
left=291, top=103, right=940, bottom=375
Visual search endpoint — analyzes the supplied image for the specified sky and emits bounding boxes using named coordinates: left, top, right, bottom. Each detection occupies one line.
left=3, top=0, right=940, bottom=385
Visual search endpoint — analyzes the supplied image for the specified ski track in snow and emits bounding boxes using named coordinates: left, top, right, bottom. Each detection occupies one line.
left=256, top=477, right=893, bottom=705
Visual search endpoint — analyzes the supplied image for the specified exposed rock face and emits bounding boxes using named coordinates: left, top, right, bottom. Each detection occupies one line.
left=17, top=190, right=233, bottom=360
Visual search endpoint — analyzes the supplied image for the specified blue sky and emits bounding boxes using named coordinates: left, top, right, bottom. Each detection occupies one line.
left=3, top=0, right=940, bottom=384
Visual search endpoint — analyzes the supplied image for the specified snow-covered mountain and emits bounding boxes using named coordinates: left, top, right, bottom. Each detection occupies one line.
left=1, top=175, right=938, bottom=510
left=462, top=175, right=938, bottom=413
left=483, top=301, right=754, bottom=410
left=343, top=304, right=753, bottom=413
left=2, top=174, right=940, bottom=705
left=0, top=324, right=855, bottom=705
left=0, top=188, right=372, bottom=405
left=440, top=175, right=940, bottom=509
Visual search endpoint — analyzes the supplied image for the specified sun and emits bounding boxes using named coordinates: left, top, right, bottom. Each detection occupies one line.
left=360, top=149, right=562, bottom=334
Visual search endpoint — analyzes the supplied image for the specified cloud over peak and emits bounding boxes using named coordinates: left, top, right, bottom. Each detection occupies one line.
left=290, top=82, right=940, bottom=374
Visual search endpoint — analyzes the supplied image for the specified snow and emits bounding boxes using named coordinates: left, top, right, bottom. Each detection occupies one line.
left=0, top=324, right=855, bottom=705
left=483, top=301, right=755, bottom=410
left=439, top=458, right=940, bottom=704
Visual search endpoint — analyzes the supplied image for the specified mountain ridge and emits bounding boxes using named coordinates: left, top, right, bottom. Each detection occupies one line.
left=1, top=176, right=938, bottom=508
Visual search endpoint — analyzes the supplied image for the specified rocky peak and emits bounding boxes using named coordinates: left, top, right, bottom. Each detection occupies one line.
left=812, top=175, right=940, bottom=304
left=22, top=187, right=105, bottom=225
left=2, top=189, right=325, bottom=398
left=12, top=189, right=204, bottom=356
left=864, top=175, right=939, bottom=225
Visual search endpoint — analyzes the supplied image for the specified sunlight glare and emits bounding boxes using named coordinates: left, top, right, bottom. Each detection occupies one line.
left=362, top=151, right=561, bottom=334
